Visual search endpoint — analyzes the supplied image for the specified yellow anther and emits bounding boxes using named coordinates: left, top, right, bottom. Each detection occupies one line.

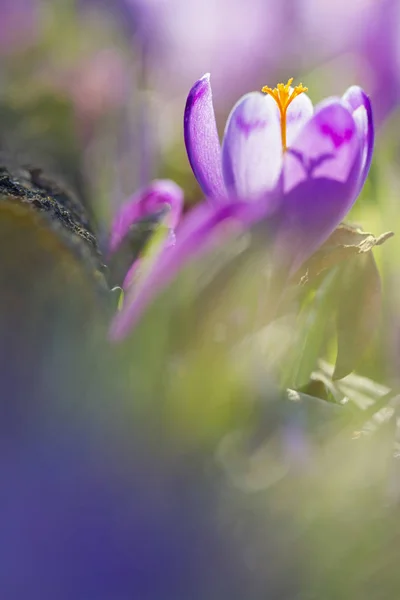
left=261, top=78, right=308, bottom=151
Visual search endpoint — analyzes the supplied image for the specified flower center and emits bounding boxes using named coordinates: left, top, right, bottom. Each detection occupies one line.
left=261, top=78, right=308, bottom=151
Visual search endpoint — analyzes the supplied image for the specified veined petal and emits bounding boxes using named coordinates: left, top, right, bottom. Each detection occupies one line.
left=286, top=92, right=314, bottom=147
left=109, top=180, right=183, bottom=254
left=184, top=74, right=226, bottom=200
left=222, top=92, right=282, bottom=199
left=276, top=99, right=362, bottom=272
left=283, top=99, right=361, bottom=193
left=342, top=86, right=374, bottom=192
left=110, top=201, right=265, bottom=340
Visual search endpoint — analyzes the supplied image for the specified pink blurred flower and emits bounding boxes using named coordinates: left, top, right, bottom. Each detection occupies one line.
left=64, top=49, right=130, bottom=121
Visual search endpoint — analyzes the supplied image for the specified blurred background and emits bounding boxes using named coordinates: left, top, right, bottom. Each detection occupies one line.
left=1, top=0, right=397, bottom=207
left=2, top=0, right=400, bottom=597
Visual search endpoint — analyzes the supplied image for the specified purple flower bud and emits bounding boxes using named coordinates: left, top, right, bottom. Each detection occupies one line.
left=109, top=180, right=184, bottom=289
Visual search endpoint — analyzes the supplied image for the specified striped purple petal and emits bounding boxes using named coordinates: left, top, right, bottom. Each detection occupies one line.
left=283, top=99, right=361, bottom=192
left=342, top=86, right=374, bottom=193
left=221, top=92, right=282, bottom=199
left=276, top=99, right=363, bottom=272
left=184, top=74, right=226, bottom=200
left=285, top=92, right=314, bottom=148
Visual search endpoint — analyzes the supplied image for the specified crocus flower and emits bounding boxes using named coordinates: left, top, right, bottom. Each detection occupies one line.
left=184, top=74, right=373, bottom=267
left=111, top=75, right=374, bottom=339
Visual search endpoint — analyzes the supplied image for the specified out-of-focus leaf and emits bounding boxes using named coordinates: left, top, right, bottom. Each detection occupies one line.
left=312, top=360, right=398, bottom=429
left=285, top=387, right=347, bottom=431
left=282, top=268, right=340, bottom=389
left=294, top=222, right=393, bottom=286
left=333, top=252, right=381, bottom=380
left=297, top=378, right=336, bottom=403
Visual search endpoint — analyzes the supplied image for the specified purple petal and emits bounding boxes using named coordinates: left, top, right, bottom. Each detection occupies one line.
left=276, top=99, right=362, bottom=272
left=109, top=180, right=183, bottom=254
left=184, top=74, right=226, bottom=200
left=283, top=99, right=361, bottom=193
left=342, top=86, right=374, bottom=193
left=221, top=92, right=282, bottom=199
left=286, top=92, right=314, bottom=147
left=109, top=200, right=266, bottom=340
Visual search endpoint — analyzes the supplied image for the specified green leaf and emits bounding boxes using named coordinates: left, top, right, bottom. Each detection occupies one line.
left=294, top=223, right=393, bottom=287
left=333, top=252, right=381, bottom=380
left=282, top=268, right=340, bottom=389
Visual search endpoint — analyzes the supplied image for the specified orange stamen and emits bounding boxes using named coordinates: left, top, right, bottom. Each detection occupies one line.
left=261, top=78, right=308, bottom=151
